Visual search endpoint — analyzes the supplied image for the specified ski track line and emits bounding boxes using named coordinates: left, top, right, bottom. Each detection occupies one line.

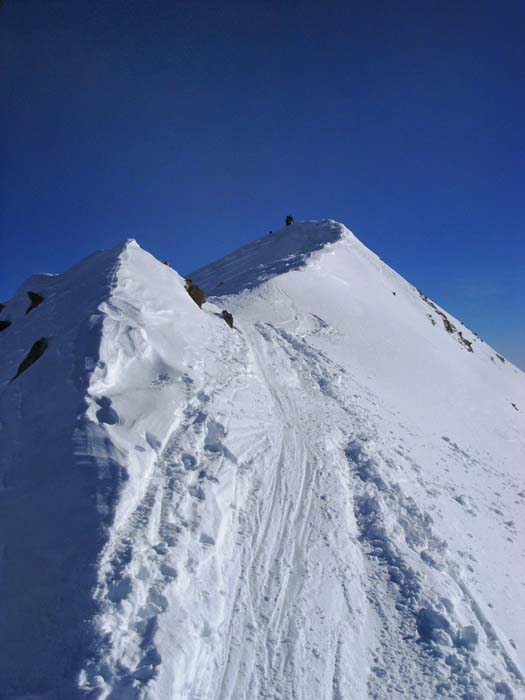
left=80, top=308, right=523, bottom=700
left=248, top=317, right=525, bottom=700
left=228, top=320, right=351, bottom=699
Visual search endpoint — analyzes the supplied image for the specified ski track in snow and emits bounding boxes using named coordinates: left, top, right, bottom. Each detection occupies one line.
left=252, top=320, right=523, bottom=700
left=81, top=306, right=523, bottom=700
left=3, top=225, right=524, bottom=700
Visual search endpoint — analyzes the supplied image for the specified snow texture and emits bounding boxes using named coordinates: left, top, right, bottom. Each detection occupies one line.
left=0, top=221, right=524, bottom=700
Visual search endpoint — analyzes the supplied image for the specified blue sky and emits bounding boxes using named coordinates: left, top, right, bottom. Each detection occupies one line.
left=1, top=1, right=523, bottom=366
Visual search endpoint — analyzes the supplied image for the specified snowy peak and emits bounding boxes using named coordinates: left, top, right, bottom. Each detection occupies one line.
left=0, top=238, right=191, bottom=388
left=191, top=218, right=351, bottom=295
left=193, top=218, right=520, bottom=378
left=1, top=223, right=524, bottom=700
left=0, top=240, right=121, bottom=387
left=0, top=236, right=220, bottom=696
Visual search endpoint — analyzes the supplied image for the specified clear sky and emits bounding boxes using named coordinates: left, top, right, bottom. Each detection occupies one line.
left=1, top=1, right=523, bottom=367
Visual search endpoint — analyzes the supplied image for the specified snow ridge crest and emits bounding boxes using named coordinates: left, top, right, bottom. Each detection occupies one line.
left=190, top=218, right=355, bottom=296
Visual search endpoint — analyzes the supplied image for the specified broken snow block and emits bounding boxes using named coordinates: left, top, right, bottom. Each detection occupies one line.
left=221, top=310, right=234, bottom=328
left=11, top=337, right=48, bottom=382
left=416, top=607, right=452, bottom=644
left=0, top=320, right=11, bottom=332
left=25, top=291, right=44, bottom=315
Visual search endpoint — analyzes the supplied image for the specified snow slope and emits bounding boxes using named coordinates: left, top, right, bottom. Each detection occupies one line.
left=0, top=221, right=523, bottom=700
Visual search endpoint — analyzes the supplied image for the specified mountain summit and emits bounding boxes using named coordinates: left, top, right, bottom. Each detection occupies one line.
left=190, top=218, right=347, bottom=295
left=1, top=221, right=523, bottom=700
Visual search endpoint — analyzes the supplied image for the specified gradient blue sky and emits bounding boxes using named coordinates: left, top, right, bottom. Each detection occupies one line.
left=1, top=1, right=523, bottom=366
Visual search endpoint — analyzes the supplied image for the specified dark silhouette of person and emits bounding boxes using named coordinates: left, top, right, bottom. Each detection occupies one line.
left=221, top=310, right=234, bottom=328
left=285, top=215, right=294, bottom=226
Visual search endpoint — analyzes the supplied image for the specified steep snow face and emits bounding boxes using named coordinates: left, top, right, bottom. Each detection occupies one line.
left=0, top=242, right=129, bottom=697
left=0, top=241, right=228, bottom=699
left=1, top=222, right=524, bottom=700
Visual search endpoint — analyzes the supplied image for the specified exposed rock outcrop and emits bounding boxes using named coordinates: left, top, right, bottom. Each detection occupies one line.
left=25, top=291, right=44, bottom=315
left=11, top=337, right=48, bottom=382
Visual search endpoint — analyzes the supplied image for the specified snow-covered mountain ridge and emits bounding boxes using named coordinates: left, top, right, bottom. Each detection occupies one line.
left=0, top=221, right=523, bottom=700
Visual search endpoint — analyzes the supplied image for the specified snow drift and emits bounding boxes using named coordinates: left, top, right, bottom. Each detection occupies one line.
left=0, top=221, right=523, bottom=700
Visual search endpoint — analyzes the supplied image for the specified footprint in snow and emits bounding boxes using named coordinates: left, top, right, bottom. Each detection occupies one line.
left=189, top=484, right=205, bottom=501
left=204, top=419, right=237, bottom=461
left=182, top=453, right=197, bottom=471
left=107, top=576, right=132, bottom=603
left=192, top=410, right=207, bottom=429
left=205, top=420, right=225, bottom=453
left=160, top=563, right=177, bottom=580
left=453, top=494, right=477, bottom=515
left=200, top=533, right=215, bottom=545
left=151, top=371, right=174, bottom=388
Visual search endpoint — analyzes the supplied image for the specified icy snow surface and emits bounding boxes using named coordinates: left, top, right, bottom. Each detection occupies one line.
left=0, top=221, right=524, bottom=700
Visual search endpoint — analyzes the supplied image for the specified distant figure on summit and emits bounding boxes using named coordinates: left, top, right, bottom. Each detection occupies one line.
left=285, top=214, right=294, bottom=226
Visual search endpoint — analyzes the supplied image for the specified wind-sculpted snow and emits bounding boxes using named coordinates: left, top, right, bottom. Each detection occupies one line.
left=190, top=219, right=345, bottom=295
left=0, top=242, right=131, bottom=697
left=1, top=223, right=524, bottom=699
